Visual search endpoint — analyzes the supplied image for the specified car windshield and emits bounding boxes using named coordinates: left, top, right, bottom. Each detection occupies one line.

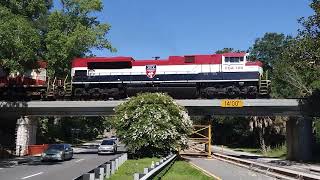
left=101, top=140, right=113, bottom=145
left=48, top=144, right=64, bottom=150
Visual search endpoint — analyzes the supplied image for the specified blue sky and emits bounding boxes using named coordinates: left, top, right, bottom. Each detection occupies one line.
left=69, top=0, right=314, bottom=59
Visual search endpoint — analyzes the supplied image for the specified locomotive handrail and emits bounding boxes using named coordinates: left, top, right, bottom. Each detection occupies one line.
left=96, top=71, right=195, bottom=76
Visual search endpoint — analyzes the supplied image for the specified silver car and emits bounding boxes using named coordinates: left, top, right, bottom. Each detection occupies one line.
left=98, top=140, right=117, bottom=155
left=41, top=144, right=73, bottom=161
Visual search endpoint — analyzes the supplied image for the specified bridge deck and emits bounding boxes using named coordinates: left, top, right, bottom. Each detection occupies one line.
left=0, top=99, right=311, bottom=117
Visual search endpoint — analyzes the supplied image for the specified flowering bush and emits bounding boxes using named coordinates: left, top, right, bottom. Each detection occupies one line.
left=113, top=93, right=192, bottom=157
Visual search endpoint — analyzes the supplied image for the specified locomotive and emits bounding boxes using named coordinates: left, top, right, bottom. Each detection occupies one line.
left=0, top=52, right=271, bottom=100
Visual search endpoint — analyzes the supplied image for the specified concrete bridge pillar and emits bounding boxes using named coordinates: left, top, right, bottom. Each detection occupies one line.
left=15, top=116, right=37, bottom=156
left=286, top=116, right=313, bottom=161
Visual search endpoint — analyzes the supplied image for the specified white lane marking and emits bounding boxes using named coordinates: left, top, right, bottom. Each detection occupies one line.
left=75, top=159, right=84, bottom=163
left=21, top=172, right=43, bottom=179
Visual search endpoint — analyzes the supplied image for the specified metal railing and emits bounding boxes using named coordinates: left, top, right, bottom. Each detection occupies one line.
left=133, top=154, right=177, bottom=180
left=74, top=153, right=127, bottom=180
left=86, top=71, right=195, bottom=76
left=213, top=152, right=320, bottom=180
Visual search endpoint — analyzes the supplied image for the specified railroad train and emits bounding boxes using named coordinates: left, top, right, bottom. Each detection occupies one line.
left=0, top=52, right=270, bottom=100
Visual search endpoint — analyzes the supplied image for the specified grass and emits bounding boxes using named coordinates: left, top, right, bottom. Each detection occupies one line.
left=229, top=144, right=287, bottom=158
left=108, top=157, right=159, bottom=180
left=159, top=160, right=215, bottom=180
left=108, top=157, right=215, bottom=180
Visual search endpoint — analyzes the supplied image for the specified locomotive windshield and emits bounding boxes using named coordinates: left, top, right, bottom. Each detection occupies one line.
left=224, top=57, right=244, bottom=63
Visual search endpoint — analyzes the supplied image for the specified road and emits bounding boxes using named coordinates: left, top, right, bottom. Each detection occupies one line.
left=0, top=153, right=120, bottom=180
left=188, top=157, right=276, bottom=180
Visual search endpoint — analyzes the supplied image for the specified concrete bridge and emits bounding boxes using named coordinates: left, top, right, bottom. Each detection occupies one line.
left=0, top=99, right=315, bottom=117
left=0, top=98, right=318, bottom=161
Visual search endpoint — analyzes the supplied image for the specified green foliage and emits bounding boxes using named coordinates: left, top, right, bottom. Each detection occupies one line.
left=0, top=5, right=41, bottom=72
left=0, top=0, right=115, bottom=77
left=37, top=116, right=110, bottom=143
left=212, top=117, right=256, bottom=147
left=271, top=0, right=320, bottom=98
left=215, top=48, right=244, bottom=54
left=113, top=93, right=193, bottom=157
left=249, top=32, right=292, bottom=70
left=0, top=0, right=51, bottom=19
left=231, top=144, right=286, bottom=158
left=45, top=0, right=116, bottom=77
left=109, top=158, right=159, bottom=180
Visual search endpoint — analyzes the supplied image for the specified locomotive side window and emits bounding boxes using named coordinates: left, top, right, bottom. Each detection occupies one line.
left=75, top=70, right=87, bottom=76
left=88, top=62, right=132, bottom=69
left=184, top=56, right=195, bottom=63
left=231, top=57, right=239, bottom=63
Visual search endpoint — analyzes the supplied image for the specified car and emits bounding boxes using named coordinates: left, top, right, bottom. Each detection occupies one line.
left=98, top=139, right=117, bottom=155
left=110, top=136, right=119, bottom=143
left=41, top=144, right=73, bottom=161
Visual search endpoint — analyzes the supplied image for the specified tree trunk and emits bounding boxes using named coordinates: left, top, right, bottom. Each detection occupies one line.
left=258, top=128, right=267, bottom=155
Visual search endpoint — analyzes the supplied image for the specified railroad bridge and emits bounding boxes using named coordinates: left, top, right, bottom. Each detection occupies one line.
left=0, top=98, right=319, bottom=161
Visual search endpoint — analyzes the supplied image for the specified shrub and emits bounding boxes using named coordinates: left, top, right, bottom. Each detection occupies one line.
left=113, top=93, right=192, bottom=157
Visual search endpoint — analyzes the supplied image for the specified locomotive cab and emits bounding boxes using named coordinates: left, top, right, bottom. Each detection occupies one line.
left=221, top=52, right=247, bottom=72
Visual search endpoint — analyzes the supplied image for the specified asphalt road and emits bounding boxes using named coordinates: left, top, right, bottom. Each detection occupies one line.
left=0, top=153, right=120, bottom=180
left=188, top=157, right=276, bottom=180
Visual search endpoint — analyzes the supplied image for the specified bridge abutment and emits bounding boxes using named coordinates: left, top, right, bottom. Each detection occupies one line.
left=15, top=116, right=37, bottom=156
left=286, top=116, right=313, bottom=161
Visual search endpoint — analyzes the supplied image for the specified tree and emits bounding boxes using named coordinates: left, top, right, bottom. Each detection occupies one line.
left=0, top=0, right=115, bottom=77
left=0, top=4, right=42, bottom=72
left=247, top=33, right=294, bottom=97
left=37, top=116, right=110, bottom=143
left=249, top=116, right=286, bottom=154
left=215, top=48, right=245, bottom=54
left=249, top=33, right=292, bottom=70
left=272, top=0, right=320, bottom=98
left=113, top=93, right=193, bottom=157
left=44, top=0, right=116, bottom=77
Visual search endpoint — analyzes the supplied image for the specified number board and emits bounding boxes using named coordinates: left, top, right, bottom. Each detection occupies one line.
left=221, top=100, right=244, bottom=108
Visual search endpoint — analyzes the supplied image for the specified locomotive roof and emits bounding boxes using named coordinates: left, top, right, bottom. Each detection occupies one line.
left=71, top=53, right=248, bottom=67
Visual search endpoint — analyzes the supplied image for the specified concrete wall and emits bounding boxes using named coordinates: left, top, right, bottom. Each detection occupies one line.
left=15, top=116, right=37, bottom=156
left=286, top=116, right=313, bottom=161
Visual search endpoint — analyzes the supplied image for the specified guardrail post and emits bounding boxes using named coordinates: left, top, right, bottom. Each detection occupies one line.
left=144, top=168, right=149, bottom=174
left=105, top=163, right=111, bottom=179
left=133, top=173, right=140, bottom=180
left=101, top=164, right=107, bottom=176
left=94, top=167, right=104, bottom=180
left=82, top=173, right=94, bottom=180
left=111, top=161, right=115, bottom=174
left=115, top=158, right=119, bottom=170
left=120, top=154, right=124, bottom=165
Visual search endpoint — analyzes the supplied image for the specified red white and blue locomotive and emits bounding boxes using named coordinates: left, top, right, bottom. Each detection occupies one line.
left=71, top=52, right=270, bottom=99
left=0, top=52, right=270, bottom=100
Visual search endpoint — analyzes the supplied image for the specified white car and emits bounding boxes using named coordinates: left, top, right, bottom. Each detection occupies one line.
left=98, top=139, right=117, bottom=155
